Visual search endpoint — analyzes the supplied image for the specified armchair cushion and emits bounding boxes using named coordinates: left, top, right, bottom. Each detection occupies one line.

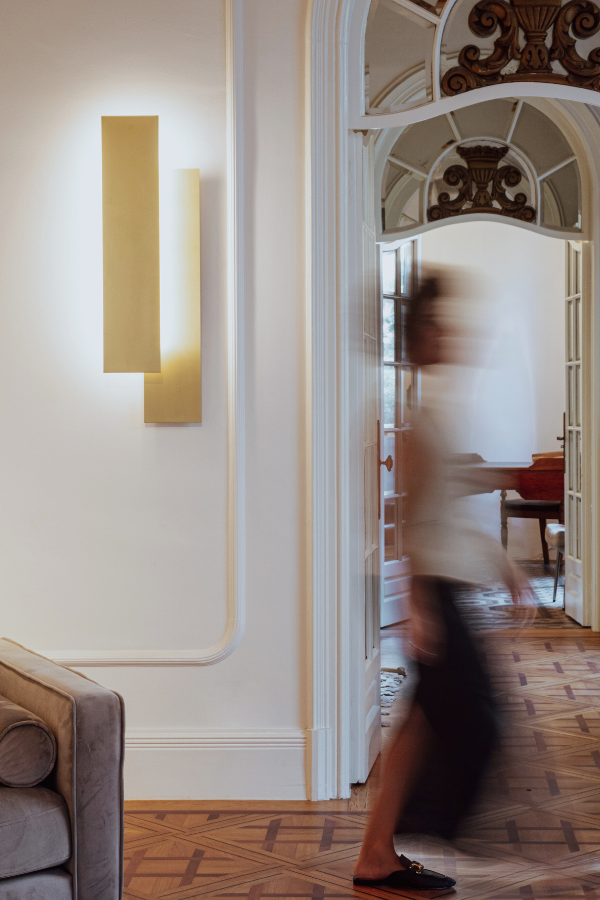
left=0, top=696, right=56, bottom=787
left=0, top=786, right=70, bottom=880
left=0, top=869, right=72, bottom=900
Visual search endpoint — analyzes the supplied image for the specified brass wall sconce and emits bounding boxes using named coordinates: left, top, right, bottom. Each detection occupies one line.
left=102, top=116, right=201, bottom=423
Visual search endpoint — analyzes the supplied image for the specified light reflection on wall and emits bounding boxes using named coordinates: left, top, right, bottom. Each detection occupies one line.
left=53, top=91, right=215, bottom=402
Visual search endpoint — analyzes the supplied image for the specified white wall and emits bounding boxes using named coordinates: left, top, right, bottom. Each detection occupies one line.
left=0, top=0, right=309, bottom=798
left=421, top=221, right=566, bottom=560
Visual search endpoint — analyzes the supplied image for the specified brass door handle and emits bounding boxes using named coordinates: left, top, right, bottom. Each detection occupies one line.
left=377, top=420, right=394, bottom=521
left=557, top=412, right=565, bottom=447
left=380, top=455, right=393, bottom=472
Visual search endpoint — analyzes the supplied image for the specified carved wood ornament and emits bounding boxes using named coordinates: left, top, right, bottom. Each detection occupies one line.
left=442, top=0, right=600, bottom=95
left=427, top=144, right=537, bottom=220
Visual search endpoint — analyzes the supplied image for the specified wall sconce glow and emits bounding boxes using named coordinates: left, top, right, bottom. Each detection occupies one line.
left=102, top=116, right=161, bottom=373
left=144, top=170, right=202, bottom=423
left=102, top=118, right=202, bottom=423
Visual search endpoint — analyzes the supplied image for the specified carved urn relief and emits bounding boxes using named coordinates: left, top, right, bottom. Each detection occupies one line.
left=513, top=0, right=563, bottom=71
left=427, top=144, right=537, bottom=221
left=442, top=0, right=600, bottom=95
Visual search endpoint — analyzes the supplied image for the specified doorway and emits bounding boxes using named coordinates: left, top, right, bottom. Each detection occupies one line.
left=308, top=0, right=600, bottom=801
left=355, top=94, right=595, bottom=787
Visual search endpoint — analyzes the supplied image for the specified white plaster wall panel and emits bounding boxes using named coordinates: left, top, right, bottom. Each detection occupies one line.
left=0, top=0, right=227, bottom=650
left=0, top=0, right=309, bottom=798
left=240, top=0, right=308, bottom=735
left=421, top=220, right=566, bottom=560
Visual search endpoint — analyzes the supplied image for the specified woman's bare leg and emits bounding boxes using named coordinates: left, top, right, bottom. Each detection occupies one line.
left=354, top=702, right=430, bottom=879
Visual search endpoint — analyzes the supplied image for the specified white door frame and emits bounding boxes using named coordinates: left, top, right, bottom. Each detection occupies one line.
left=308, top=0, right=600, bottom=800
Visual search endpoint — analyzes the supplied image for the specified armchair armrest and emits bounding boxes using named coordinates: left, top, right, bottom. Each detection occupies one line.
left=0, top=638, right=124, bottom=900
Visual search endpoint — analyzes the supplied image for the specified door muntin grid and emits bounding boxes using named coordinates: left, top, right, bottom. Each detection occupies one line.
left=566, top=244, right=582, bottom=563
left=382, top=240, right=417, bottom=565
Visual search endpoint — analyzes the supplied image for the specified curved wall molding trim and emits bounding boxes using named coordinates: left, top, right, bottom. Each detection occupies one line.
left=41, top=0, right=245, bottom=669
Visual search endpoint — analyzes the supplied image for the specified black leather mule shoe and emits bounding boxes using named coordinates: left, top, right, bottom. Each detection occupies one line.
left=353, top=854, right=456, bottom=891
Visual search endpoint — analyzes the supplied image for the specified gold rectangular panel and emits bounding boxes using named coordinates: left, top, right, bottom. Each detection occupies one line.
left=144, top=170, right=201, bottom=423
left=102, top=116, right=161, bottom=373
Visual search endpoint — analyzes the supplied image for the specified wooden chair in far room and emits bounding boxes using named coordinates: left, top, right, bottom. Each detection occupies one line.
left=501, top=453, right=564, bottom=566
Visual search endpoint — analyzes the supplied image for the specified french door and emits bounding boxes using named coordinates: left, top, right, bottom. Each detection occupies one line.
left=360, top=135, right=382, bottom=781
left=565, top=241, right=583, bottom=622
left=379, top=239, right=417, bottom=627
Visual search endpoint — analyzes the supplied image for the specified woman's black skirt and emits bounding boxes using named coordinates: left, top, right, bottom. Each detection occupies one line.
left=396, top=577, right=498, bottom=840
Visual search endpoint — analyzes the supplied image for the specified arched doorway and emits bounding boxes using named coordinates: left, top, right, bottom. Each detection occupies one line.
left=308, top=0, right=600, bottom=800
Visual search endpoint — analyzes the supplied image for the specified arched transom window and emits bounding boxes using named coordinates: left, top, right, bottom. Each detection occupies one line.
left=377, top=98, right=581, bottom=238
left=365, top=0, right=600, bottom=112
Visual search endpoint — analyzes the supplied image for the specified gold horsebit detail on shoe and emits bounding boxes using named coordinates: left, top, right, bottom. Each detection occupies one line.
left=408, top=861, right=424, bottom=874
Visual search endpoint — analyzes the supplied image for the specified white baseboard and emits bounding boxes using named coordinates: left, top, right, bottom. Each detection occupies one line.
left=123, top=728, right=308, bottom=800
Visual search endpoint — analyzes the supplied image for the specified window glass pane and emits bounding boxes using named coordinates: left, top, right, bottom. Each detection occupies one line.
left=568, top=368, right=574, bottom=428
left=384, top=365, right=396, bottom=428
left=452, top=99, right=515, bottom=142
left=568, top=430, right=575, bottom=493
left=401, top=367, right=414, bottom=424
left=382, top=251, right=396, bottom=295
left=567, top=248, right=573, bottom=297
left=365, top=2, right=433, bottom=114
left=383, top=296, right=395, bottom=361
left=400, top=301, right=409, bottom=361
left=511, top=103, right=573, bottom=175
left=394, top=430, right=403, bottom=496
left=391, top=117, right=454, bottom=173
left=567, top=298, right=573, bottom=362
left=384, top=499, right=400, bottom=562
left=400, top=242, right=412, bottom=296
left=541, top=161, right=581, bottom=230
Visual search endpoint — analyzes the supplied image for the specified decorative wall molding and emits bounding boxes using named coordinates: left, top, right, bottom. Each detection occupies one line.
left=308, top=0, right=341, bottom=802
left=443, top=0, right=600, bottom=96
left=427, top=143, right=537, bottom=221
left=125, top=728, right=306, bottom=751
left=44, top=0, right=246, bottom=669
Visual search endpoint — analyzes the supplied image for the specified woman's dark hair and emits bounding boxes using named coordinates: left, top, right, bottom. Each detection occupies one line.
left=405, top=275, right=441, bottom=362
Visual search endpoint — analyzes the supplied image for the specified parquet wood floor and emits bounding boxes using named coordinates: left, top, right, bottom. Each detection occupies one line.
left=124, top=617, right=600, bottom=897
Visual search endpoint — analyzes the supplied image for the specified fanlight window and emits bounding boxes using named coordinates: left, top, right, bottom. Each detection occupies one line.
left=364, top=0, right=600, bottom=115
left=379, top=99, right=581, bottom=237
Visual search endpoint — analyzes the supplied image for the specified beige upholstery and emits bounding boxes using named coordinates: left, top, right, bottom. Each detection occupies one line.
left=0, top=639, right=125, bottom=900
left=545, top=523, right=565, bottom=550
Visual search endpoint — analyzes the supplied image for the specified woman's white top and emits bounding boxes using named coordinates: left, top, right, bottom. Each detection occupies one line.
left=403, top=401, right=511, bottom=587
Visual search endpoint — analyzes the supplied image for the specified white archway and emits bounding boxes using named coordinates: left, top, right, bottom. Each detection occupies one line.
left=308, top=0, right=600, bottom=800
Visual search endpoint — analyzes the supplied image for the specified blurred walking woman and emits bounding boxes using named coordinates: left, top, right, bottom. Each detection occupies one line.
left=353, top=272, right=534, bottom=893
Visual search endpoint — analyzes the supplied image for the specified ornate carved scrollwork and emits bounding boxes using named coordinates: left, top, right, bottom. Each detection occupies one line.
left=427, top=145, right=537, bottom=221
left=442, top=0, right=600, bottom=94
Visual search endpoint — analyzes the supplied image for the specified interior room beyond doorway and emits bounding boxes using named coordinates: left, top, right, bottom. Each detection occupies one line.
left=418, top=219, right=566, bottom=562
left=376, top=218, right=572, bottom=767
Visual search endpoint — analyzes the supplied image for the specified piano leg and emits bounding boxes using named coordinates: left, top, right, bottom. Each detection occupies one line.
left=500, top=490, right=508, bottom=551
